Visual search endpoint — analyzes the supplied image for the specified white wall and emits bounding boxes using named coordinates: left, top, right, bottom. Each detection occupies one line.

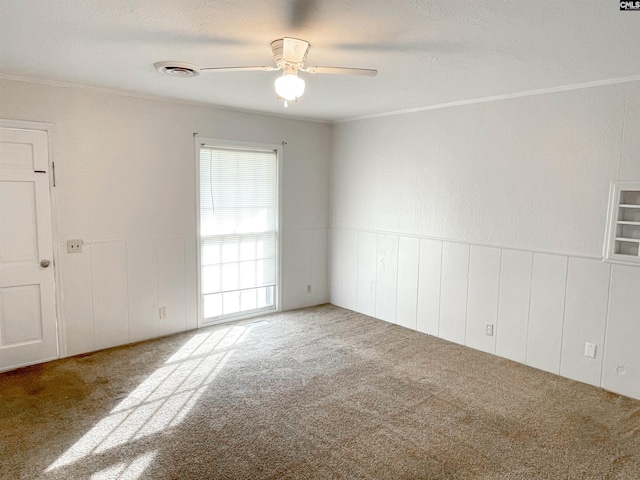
left=330, top=81, right=640, bottom=400
left=0, top=77, right=330, bottom=356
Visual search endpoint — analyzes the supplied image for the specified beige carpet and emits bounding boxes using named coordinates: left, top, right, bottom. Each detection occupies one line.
left=1, top=304, right=639, bottom=479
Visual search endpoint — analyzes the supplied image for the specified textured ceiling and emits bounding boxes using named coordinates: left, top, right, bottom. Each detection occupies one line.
left=1, top=0, right=640, bottom=121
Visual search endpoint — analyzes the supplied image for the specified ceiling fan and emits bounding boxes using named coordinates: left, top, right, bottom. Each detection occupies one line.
left=154, top=37, right=378, bottom=107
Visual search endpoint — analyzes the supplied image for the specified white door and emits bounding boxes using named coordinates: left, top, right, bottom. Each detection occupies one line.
left=0, top=127, right=57, bottom=370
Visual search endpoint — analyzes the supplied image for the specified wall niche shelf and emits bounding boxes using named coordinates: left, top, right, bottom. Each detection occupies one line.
left=604, top=181, right=640, bottom=265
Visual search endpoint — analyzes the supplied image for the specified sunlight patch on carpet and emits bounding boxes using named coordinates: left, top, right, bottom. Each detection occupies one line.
left=46, top=323, right=254, bottom=475
left=89, top=451, right=157, bottom=480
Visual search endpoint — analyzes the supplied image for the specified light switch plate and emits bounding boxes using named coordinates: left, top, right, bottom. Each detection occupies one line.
left=585, top=342, right=597, bottom=359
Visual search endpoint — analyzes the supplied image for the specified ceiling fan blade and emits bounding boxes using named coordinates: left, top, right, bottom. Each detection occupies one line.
left=332, top=40, right=469, bottom=55
left=282, top=37, right=310, bottom=64
left=304, top=66, right=378, bottom=76
left=200, top=66, right=277, bottom=72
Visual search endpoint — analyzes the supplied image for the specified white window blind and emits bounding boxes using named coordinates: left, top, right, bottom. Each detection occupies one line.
left=199, top=146, right=278, bottom=320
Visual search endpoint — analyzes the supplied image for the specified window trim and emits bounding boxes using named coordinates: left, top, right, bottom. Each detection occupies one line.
left=195, top=137, right=283, bottom=327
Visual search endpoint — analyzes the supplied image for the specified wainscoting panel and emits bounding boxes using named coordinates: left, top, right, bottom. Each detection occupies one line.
left=184, top=236, right=198, bottom=331
left=439, top=242, right=470, bottom=345
left=311, top=228, right=329, bottom=306
left=416, top=239, right=442, bottom=336
left=91, top=242, right=129, bottom=350
left=58, top=242, right=94, bottom=356
left=560, top=257, right=610, bottom=387
left=283, top=229, right=313, bottom=309
left=281, top=228, right=331, bottom=311
left=329, top=229, right=344, bottom=308
left=495, top=249, right=532, bottom=364
left=602, top=265, right=640, bottom=399
left=342, top=229, right=359, bottom=311
left=526, top=253, right=568, bottom=375
left=375, top=234, right=399, bottom=323
left=127, top=240, right=159, bottom=343
left=158, top=237, right=187, bottom=336
left=465, top=245, right=501, bottom=354
left=356, top=231, right=378, bottom=317
left=396, top=236, right=420, bottom=330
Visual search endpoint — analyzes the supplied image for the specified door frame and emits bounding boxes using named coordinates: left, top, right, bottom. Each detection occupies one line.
left=194, top=137, right=283, bottom=327
left=0, top=119, right=65, bottom=361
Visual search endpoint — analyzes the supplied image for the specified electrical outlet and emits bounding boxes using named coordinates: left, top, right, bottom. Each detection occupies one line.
left=67, top=239, right=83, bottom=254
left=306, top=285, right=312, bottom=294
left=485, top=323, right=494, bottom=336
left=585, top=342, right=597, bottom=359
left=159, top=307, right=167, bottom=319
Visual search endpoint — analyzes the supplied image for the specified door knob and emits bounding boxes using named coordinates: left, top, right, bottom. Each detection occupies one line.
left=40, top=260, right=51, bottom=268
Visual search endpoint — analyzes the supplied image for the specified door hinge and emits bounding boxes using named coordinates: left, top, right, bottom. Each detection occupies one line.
left=34, top=163, right=56, bottom=186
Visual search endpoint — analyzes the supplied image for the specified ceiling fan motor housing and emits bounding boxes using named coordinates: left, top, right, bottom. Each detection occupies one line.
left=271, top=38, right=310, bottom=70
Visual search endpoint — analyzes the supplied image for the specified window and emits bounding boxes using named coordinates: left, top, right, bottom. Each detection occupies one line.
left=198, top=142, right=279, bottom=324
left=603, top=181, right=640, bottom=265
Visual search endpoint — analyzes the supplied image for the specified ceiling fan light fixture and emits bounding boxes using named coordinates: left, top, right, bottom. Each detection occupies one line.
left=274, top=73, right=305, bottom=101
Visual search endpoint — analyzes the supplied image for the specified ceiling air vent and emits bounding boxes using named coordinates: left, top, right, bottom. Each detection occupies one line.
left=154, top=61, right=200, bottom=77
